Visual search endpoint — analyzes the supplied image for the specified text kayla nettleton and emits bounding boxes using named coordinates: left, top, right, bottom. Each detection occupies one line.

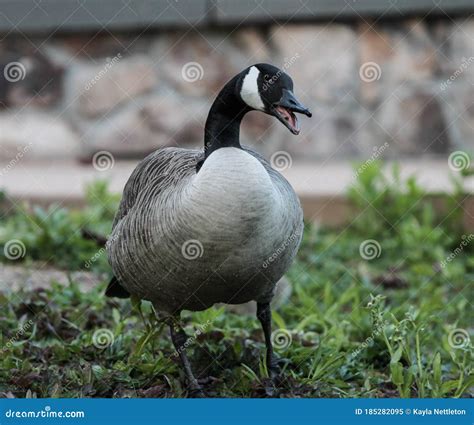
left=411, top=408, right=467, bottom=416
left=354, top=407, right=467, bottom=416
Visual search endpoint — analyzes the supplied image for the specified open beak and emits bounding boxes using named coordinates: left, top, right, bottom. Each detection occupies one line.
left=270, top=89, right=312, bottom=135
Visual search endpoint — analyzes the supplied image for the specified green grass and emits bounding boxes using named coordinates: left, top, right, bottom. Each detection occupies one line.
left=0, top=162, right=472, bottom=398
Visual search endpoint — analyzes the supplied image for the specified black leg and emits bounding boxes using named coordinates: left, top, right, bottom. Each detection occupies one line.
left=168, top=317, right=204, bottom=397
left=256, top=302, right=279, bottom=380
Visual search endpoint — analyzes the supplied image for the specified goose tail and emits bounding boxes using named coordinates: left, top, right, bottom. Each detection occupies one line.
left=105, top=276, right=131, bottom=298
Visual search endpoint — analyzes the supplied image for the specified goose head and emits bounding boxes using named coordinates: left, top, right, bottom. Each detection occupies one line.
left=238, top=63, right=312, bottom=135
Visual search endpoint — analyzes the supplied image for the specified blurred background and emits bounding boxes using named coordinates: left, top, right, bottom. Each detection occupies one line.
left=0, top=0, right=472, bottom=226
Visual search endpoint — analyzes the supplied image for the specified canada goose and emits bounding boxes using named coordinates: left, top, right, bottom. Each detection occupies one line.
left=106, top=63, right=311, bottom=396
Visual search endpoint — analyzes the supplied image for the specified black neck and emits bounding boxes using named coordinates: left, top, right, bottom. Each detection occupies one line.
left=204, top=75, right=250, bottom=159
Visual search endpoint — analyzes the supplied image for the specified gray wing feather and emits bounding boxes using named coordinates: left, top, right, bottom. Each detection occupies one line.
left=112, top=147, right=203, bottom=229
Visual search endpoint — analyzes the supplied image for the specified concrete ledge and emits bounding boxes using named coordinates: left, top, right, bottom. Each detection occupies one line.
left=1, top=159, right=473, bottom=228
left=1, top=0, right=472, bottom=33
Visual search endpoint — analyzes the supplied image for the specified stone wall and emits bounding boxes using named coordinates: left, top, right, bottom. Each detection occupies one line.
left=0, top=18, right=473, bottom=163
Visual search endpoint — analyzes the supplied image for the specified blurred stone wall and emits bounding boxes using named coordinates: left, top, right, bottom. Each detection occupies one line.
left=0, top=18, right=473, bottom=163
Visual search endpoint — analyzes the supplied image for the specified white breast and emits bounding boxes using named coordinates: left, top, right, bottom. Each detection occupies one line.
left=189, top=148, right=279, bottom=219
left=171, top=148, right=283, bottom=252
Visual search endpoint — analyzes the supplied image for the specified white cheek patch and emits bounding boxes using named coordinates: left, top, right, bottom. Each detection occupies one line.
left=240, top=66, right=265, bottom=110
